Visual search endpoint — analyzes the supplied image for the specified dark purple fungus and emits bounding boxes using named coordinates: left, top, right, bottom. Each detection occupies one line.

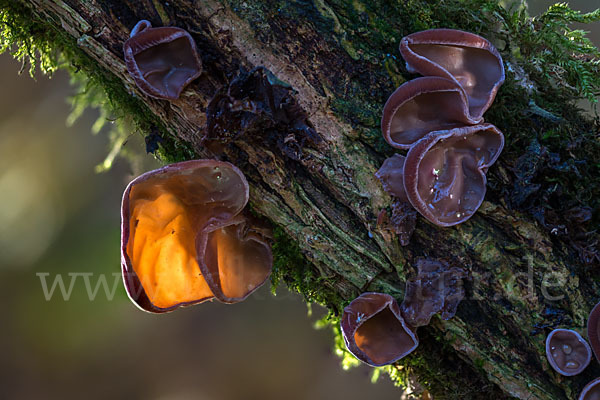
left=400, top=259, right=467, bottom=327
left=375, top=157, right=418, bottom=245
left=206, top=67, right=320, bottom=160
left=389, top=201, right=417, bottom=246
left=399, top=29, right=505, bottom=121
left=587, top=302, right=600, bottom=363
left=545, top=329, right=591, bottom=376
left=341, top=293, right=418, bottom=366
left=123, top=20, right=202, bottom=100
left=375, top=201, right=417, bottom=247
left=403, top=123, right=504, bottom=226
left=121, top=160, right=272, bottom=313
left=580, top=378, right=600, bottom=400
left=376, top=154, right=410, bottom=202
left=377, top=29, right=505, bottom=229
left=381, top=77, right=480, bottom=150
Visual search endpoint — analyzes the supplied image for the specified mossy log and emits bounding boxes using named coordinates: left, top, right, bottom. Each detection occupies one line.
left=5, top=0, right=600, bottom=398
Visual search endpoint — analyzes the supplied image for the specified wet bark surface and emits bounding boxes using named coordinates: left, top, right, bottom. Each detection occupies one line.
left=18, top=0, right=600, bottom=398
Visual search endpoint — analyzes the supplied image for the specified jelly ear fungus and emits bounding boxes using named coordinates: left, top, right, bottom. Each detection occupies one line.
left=341, top=293, right=418, bottom=367
left=377, top=121, right=504, bottom=227
left=400, top=259, right=467, bottom=327
left=403, top=123, right=504, bottom=227
left=378, top=29, right=505, bottom=229
left=201, top=211, right=273, bottom=304
left=381, top=77, right=481, bottom=150
left=121, top=160, right=272, bottom=313
left=375, top=154, right=410, bottom=202
left=580, top=378, right=600, bottom=400
left=545, top=329, right=591, bottom=376
left=123, top=20, right=203, bottom=100
left=399, top=29, right=505, bottom=120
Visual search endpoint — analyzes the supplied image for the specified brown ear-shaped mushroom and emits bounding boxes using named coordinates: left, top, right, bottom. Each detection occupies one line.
left=341, top=292, right=418, bottom=367
left=375, top=154, right=409, bottom=202
left=201, top=212, right=273, bottom=303
left=545, top=329, right=591, bottom=376
left=403, top=123, right=504, bottom=226
left=587, top=302, right=600, bottom=363
left=399, top=29, right=505, bottom=121
left=123, top=20, right=202, bottom=100
left=381, top=77, right=480, bottom=149
left=121, top=160, right=272, bottom=313
left=400, top=259, right=466, bottom=327
left=580, top=378, right=600, bottom=400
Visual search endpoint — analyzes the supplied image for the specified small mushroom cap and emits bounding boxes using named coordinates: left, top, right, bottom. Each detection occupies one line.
left=381, top=77, right=480, bottom=149
left=400, top=29, right=505, bottom=121
left=121, top=160, right=272, bottom=313
left=545, top=328, right=592, bottom=376
left=580, top=377, right=600, bottom=400
left=403, top=123, right=504, bottom=226
left=123, top=20, right=202, bottom=100
left=587, top=302, right=600, bottom=363
left=341, top=292, right=418, bottom=367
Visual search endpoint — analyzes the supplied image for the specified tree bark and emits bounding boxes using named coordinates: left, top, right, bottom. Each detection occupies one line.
left=9, top=0, right=600, bottom=399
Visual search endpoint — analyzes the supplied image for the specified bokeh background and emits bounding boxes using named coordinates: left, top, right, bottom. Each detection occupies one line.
left=0, top=1, right=597, bottom=399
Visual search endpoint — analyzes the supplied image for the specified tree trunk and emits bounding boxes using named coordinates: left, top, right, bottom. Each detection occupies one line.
left=5, top=0, right=600, bottom=398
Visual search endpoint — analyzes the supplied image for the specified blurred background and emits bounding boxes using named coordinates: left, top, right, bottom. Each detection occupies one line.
left=0, top=1, right=597, bottom=399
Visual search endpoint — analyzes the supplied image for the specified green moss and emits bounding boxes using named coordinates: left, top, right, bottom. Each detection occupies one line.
left=0, top=3, right=59, bottom=76
left=321, top=313, right=505, bottom=399
left=509, top=3, right=600, bottom=104
left=270, top=227, right=344, bottom=311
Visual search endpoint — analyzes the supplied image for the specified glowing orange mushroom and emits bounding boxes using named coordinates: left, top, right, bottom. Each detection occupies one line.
left=121, top=160, right=272, bottom=313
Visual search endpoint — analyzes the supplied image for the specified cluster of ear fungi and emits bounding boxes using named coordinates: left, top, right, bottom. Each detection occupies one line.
left=376, top=29, right=505, bottom=227
left=120, top=20, right=471, bottom=378
left=120, top=20, right=600, bottom=396
left=341, top=259, right=466, bottom=366
left=340, top=28, right=501, bottom=368
left=544, top=302, right=600, bottom=399
left=121, top=160, right=273, bottom=312
left=121, top=23, right=275, bottom=312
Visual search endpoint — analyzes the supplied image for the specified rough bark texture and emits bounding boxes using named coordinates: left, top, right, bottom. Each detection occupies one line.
left=10, top=0, right=600, bottom=399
